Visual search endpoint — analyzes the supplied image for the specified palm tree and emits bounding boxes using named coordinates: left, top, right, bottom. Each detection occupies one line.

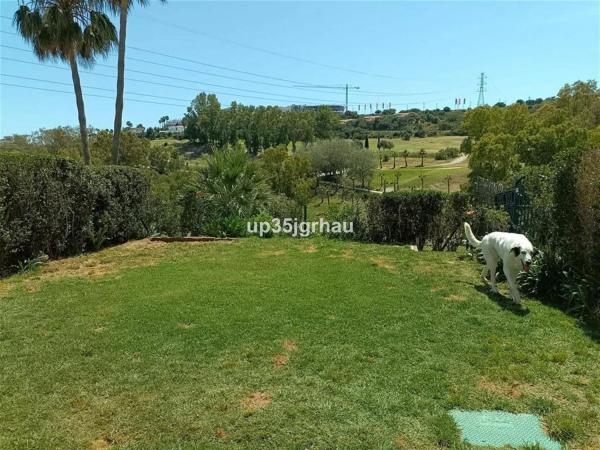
left=403, top=149, right=409, bottom=167
left=14, top=1, right=116, bottom=165
left=109, top=0, right=165, bottom=164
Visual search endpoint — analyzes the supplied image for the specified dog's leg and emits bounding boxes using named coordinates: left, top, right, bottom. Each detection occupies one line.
left=503, top=263, right=521, bottom=304
left=480, top=266, right=489, bottom=283
left=483, top=251, right=498, bottom=293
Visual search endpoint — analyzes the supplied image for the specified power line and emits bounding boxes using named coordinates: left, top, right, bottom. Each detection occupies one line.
left=1, top=73, right=191, bottom=103
left=2, top=25, right=446, bottom=99
left=0, top=46, right=345, bottom=104
left=0, top=57, right=347, bottom=105
left=0, top=82, right=189, bottom=107
left=141, top=14, right=408, bottom=81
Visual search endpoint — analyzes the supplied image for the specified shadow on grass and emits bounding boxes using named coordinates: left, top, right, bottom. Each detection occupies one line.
left=471, top=284, right=531, bottom=316
left=471, top=284, right=530, bottom=316
left=458, top=254, right=600, bottom=343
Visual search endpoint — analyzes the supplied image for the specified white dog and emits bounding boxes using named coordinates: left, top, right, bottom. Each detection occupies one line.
left=464, top=223, right=535, bottom=304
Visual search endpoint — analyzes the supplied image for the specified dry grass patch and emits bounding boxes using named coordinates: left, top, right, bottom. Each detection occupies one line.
left=303, top=244, right=318, bottom=254
left=177, top=322, right=195, bottom=329
left=242, top=392, right=272, bottom=412
left=15, top=239, right=173, bottom=292
left=90, top=436, right=122, bottom=449
left=282, top=340, right=298, bottom=351
left=477, top=377, right=535, bottom=399
left=259, top=250, right=286, bottom=257
left=272, top=353, right=289, bottom=368
left=214, top=428, right=227, bottom=439
left=0, top=282, right=15, bottom=298
left=443, top=294, right=466, bottom=302
left=369, top=256, right=397, bottom=273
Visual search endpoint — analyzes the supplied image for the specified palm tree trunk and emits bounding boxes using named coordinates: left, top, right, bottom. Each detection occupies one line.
left=68, top=53, right=90, bottom=165
left=111, top=1, right=128, bottom=164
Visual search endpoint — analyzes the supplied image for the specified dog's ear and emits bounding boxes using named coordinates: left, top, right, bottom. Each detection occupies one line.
left=511, top=246, right=521, bottom=257
left=532, top=247, right=540, bottom=257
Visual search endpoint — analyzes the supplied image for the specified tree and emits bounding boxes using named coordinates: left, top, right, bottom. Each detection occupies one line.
left=364, top=134, right=369, bottom=149
left=378, top=139, right=394, bottom=150
left=347, top=146, right=377, bottom=187
left=184, top=92, right=222, bottom=146
left=403, top=149, right=409, bottom=167
left=89, top=130, right=151, bottom=166
left=259, top=145, right=312, bottom=202
left=468, top=133, right=520, bottom=182
left=109, top=0, right=165, bottom=164
left=419, top=148, right=426, bottom=167
left=125, top=120, right=133, bottom=128
left=14, top=0, right=116, bottom=165
left=314, top=106, right=339, bottom=139
left=158, top=115, right=169, bottom=127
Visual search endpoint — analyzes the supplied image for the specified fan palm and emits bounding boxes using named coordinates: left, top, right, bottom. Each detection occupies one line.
left=197, top=143, right=270, bottom=219
left=108, top=0, right=165, bottom=164
left=14, top=0, right=116, bottom=165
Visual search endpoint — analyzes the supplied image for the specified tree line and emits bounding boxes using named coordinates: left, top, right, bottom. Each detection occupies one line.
left=183, top=93, right=340, bottom=154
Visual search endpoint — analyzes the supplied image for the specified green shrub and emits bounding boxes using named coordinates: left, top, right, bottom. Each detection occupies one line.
left=434, top=147, right=460, bottom=160
left=364, top=191, right=446, bottom=249
left=519, top=148, right=600, bottom=319
left=430, top=192, right=470, bottom=251
left=0, top=153, right=151, bottom=275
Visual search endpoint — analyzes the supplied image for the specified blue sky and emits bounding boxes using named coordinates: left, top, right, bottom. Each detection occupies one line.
left=1, top=1, right=598, bottom=136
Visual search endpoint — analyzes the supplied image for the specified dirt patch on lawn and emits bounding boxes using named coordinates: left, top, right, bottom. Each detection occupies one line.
left=329, top=249, right=356, bottom=261
left=443, top=294, right=466, bottom=302
left=369, top=256, right=397, bottom=273
left=242, top=392, right=272, bottom=412
left=282, top=340, right=298, bottom=351
left=477, top=377, right=535, bottom=399
left=214, top=428, right=228, bottom=439
left=0, top=282, right=15, bottom=298
left=259, top=250, right=286, bottom=257
left=303, top=245, right=318, bottom=254
left=177, top=322, right=195, bottom=329
left=14, top=239, right=173, bottom=291
left=272, top=353, right=289, bottom=368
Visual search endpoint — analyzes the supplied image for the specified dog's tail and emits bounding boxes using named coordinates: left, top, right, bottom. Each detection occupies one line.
left=463, top=222, right=481, bottom=248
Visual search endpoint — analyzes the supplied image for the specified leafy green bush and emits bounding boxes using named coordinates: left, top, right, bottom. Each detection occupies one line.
left=430, top=192, right=470, bottom=251
left=0, top=152, right=151, bottom=275
left=364, top=191, right=446, bottom=249
left=434, top=147, right=460, bottom=160
left=518, top=148, right=600, bottom=319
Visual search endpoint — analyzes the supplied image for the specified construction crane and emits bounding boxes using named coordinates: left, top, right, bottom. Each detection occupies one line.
left=293, top=84, right=360, bottom=113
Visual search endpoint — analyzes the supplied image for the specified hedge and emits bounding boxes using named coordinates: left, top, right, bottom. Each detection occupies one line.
left=360, top=190, right=507, bottom=250
left=364, top=191, right=447, bottom=249
left=0, top=152, right=151, bottom=275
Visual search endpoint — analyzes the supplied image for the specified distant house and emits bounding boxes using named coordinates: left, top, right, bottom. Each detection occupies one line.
left=129, top=126, right=145, bottom=136
left=160, top=119, right=185, bottom=135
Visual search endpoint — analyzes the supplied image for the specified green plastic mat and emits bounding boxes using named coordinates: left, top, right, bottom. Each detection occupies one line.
left=450, top=410, right=561, bottom=449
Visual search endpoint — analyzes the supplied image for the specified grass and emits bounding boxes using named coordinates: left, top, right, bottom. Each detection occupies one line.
left=2, top=238, right=599, bottom=449
left=368, top=136, right=465, bottom=154
left=374, top=165, right=470, bottom=192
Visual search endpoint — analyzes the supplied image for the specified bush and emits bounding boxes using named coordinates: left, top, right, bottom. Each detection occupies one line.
left=434, top=147, right=460, bottom=160
left=430, top=192, right=470, bottom=251
left=364, top=191, right=446, bottom=249
left=0, top=153, right=151, bottom=275
left=518, top=148, right=600, bottom=319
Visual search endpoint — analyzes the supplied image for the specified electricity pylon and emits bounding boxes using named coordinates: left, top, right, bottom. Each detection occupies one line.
left=293, top=84, right=360, bottom=112
left=477, top=72, right=487, bottom=107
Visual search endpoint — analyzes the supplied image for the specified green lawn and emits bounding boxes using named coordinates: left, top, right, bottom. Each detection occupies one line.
left=368, top=136, right=465, bottom=154
left=374, top=165, right=470, bottom=192
left=1, top=238, right=599, bottom=449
